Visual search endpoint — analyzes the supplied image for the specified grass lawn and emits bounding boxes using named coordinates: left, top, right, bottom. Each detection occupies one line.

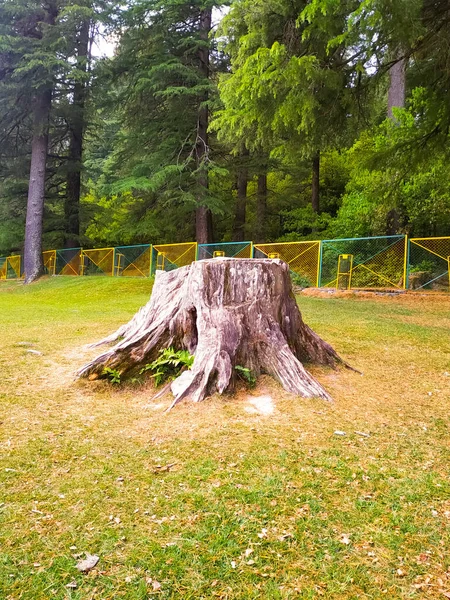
left=0, top=277, right=449, bottom=599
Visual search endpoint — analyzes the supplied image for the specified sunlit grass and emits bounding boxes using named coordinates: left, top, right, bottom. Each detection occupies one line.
left=1, top=278, right=449, bottom=599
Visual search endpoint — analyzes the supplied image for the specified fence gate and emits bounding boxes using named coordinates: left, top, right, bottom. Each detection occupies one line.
left=254, top=241, right=321, bottom=287
left=197, top=241, right=253, bottom=261
left=337, top=254, right=353, bottom=289
left=114, top=245, right=152, bottom=277
left=408, top=237, right=450, bottom=290
left=320, top=235, right=407, bottom=289
left=0, top=257, right=6, bottom=279
left=6, top=255, right=22, bottom=279
left=55, top=248, right=82, bottom=276
left=81, top=248, right=115, bottom=276
left=152, top=242, right=197, bottom=274
left=43, top=250, right=57, bottom=276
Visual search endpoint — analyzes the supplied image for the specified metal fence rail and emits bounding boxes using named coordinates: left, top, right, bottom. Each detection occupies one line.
left=254, top=241, right=321, bottom=287
left=0, top=257, right=6, bottom=280
left=197, top=241, right=253, bottom=260
left=320, top=235, right=407, bottom=289
left=56, top=248, right=82, bottom=276
left=43, top=250, right=56, bottom=276
left=1, top=235, right=449, bottom=292
left=114, top=245, right=152, bottom=277
left=409, top=237, right=450, bottom=291
left=152, top=242, right=197, bottom=273
left=5, top=255, right=22, bottom=279
left=81, top=248, right=115, bottom=276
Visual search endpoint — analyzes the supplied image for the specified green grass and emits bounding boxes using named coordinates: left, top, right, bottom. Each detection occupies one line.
left=1, top=277, right=449, bottom=599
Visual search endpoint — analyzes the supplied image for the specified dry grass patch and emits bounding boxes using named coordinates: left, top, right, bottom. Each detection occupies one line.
left=0, top=278, right=449, bottom=599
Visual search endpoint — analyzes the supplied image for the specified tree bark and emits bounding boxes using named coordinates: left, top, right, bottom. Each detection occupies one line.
left=311, top=151, right=320, bottom=214
left=78, top=259, right=346, bottom=407
left=387, top=53, right=406, bottom=119
left=65, top=18, right=90, bottom=249
left=195, top=7, right=213, bottom=244
left=232, top=148, right=249, bottom=241
left=23, top=86, right=52, bottom=283
left=255, top=170, right=268, bottom=243
left=386, top=49, right=406, bottom=234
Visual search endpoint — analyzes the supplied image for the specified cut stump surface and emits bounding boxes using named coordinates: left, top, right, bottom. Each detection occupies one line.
left=78, top=258, right=345, bottom=406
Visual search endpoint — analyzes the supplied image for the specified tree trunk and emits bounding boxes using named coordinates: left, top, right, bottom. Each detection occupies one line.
left=65, top=18, right=90, bottom=249
left=23, top=87, right=52, bottom=283
left=78, top=259, right=346, bottom=407
left=311, top=151, right=320, bottom=214
left=195, top=8, right=213, bottom=244
left=232, top=148, right=249, bottom=241
left=387, top=53, right=406, bottom=119
left=255, top=171, right=268, bottom=243
left=386, top=49, right=406, bottom=234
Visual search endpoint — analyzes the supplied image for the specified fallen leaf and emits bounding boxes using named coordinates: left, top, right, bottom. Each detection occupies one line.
left=152, top=580, right=161, bottom=591
left=339, top=534, right=351, bottom=545
left=152, top=463, right=177, bottom=473
left=257, top=528, right=268, bottom=539
left=76, top=554, right=99, bottom=573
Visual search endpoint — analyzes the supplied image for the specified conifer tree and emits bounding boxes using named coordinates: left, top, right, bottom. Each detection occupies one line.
left=92, top=0, right=225, bottom=244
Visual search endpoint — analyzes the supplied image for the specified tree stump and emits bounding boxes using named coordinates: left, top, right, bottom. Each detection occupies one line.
left=78, top=258, right=345, bottom=407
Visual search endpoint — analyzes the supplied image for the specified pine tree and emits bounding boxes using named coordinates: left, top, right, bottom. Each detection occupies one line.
left=89, top=0, right=226, bottom=245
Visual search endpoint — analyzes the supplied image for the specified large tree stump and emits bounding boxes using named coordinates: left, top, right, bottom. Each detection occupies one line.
left=78, top=259, right=345, bottom=406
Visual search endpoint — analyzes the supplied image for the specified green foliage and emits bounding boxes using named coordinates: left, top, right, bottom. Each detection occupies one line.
left=290, top=271, right=312, bottom=288
left=234, top=365, right=257, bottom=388
left=103, top=367, right=122, bottom=385
left=1, top=0, right=450, bottom=255
left=409, top=260, right=435, bottom=274
left=140, top=347, right=195, bottom=387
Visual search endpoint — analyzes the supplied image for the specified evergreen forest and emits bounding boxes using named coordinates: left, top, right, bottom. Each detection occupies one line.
left=0, top=0, right=449, bottom=281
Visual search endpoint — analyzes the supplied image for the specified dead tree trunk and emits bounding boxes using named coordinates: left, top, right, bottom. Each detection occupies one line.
left=78, top=259, right=344, bottom=407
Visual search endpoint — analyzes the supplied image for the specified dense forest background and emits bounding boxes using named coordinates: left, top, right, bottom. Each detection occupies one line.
left=0, top=0, right=449, bottom=267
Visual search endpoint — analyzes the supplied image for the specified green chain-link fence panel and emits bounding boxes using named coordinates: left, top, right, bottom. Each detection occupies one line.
left=6, top=255, right=22, bottom=279
left=114, top=245, right=152, bottom=277
left=254, top=241, right=320, bottom=287
left=320, top=235, right=407, bottom=289
left=43, top=250, right=56, bottom=276
left=197, top=241, right=253, bottom=260
left=152, top=242, right=197, bottom=273
left=0, top=257, right=6, bottom=279
left=81, top=248, right=115, bottom=276
left=408, top=237, right=450, bottom=291
left=55, top=248, right=82, bottom=276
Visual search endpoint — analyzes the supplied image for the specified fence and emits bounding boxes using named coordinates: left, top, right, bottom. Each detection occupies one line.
left=43, top=250, right=56, bottom=276
left=115, top=245, right=152, bottom=277
left=0, top=257, right=7, bottom=280
left=5, top=255, right=22, bottom=279
left=56, top=248, right=82, bottom=276
left=152, top=242, right=197, bottom=273
left=1, top=235, right=449, bottom=291
left=254, top=241, right=321, bottom=287
left=320, top=235, right=407, bottom=289
left=408, top=237, right=450, bottom=291
left=197, top=241, right=253, bottom=261
left=81, top=248, right=115, bottom=276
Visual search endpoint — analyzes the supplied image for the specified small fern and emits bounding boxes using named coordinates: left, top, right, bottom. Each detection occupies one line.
left=140, top=347, right=194, bottom=386
left=103, top=367, right=122, bottom=385
left=235, top=365, right=257, bottom=388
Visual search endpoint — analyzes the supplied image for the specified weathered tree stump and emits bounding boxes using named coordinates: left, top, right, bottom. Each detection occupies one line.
left=78, top=258, right=345, bottom=407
